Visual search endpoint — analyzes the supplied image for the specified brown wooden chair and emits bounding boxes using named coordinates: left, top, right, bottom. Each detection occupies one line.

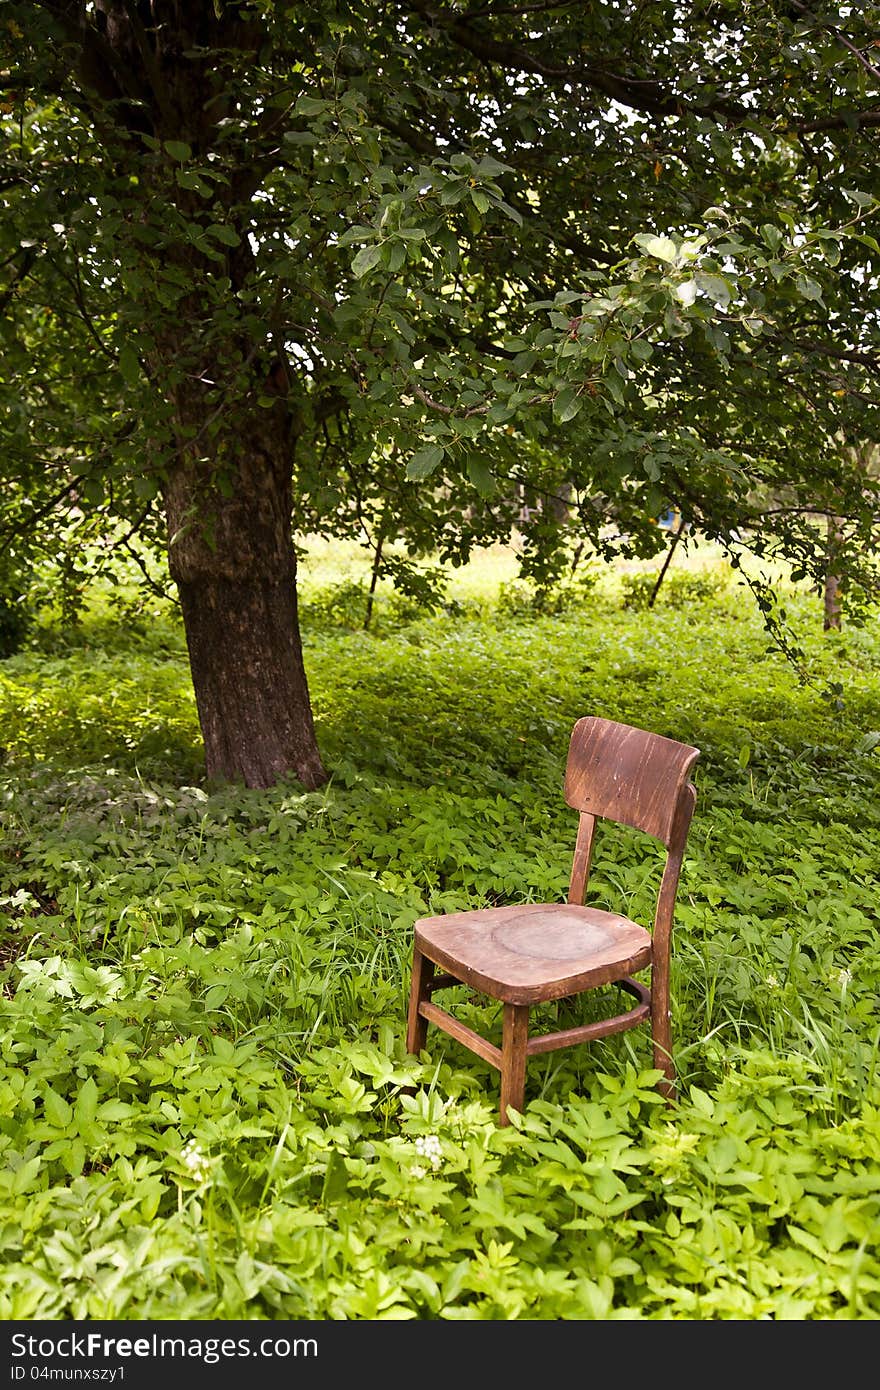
left=406, top=715, right=700, bottom=1124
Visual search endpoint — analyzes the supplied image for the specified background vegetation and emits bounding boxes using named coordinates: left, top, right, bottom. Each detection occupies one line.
left=4, top=2, right=880, bottom=788
left=1, top=544, right=878, bottom=1320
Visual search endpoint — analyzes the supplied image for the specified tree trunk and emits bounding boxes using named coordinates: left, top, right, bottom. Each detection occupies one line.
left=543, top=481, right=572, bottom=523
left=176, top=561, right=325, bottom=790
left=649, top=516, right=686, bottom=607
left=824, top=514, right=843, bottom=632
left=823, top=569, right=842, bottom=631
left=164, top=398, right=327, bottom=791
left=68, top=1, right=328, bottom=790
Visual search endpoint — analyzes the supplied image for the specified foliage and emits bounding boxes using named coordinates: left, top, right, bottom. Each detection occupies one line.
left=299, top=570, right=453, bottom=634
left=496, top=569, right=599, bottom=618
left=620, top=566, right=731, bottom=611
left=0, top=594, right=33, bottom=660
left=2, top=3, right=880, bottom=784
left=1, top=567, right=879, bottom=1318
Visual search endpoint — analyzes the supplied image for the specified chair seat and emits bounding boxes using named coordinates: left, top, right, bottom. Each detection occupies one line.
left=414, top=901, right=652, bottom=1006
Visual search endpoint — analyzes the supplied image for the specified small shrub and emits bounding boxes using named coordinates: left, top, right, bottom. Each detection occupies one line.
left=619, top=572, right=658, bottom=611
left=384, top=588, right=433, bottom=626
left=621, top=566, right=729, bottom=610
left=664, top=568, right=729, bottom=607
left=300, top=579, right=368, bottom=631
left=301, top=567, right=450, bottom=633
left=497, top=569, right=599, bottom=618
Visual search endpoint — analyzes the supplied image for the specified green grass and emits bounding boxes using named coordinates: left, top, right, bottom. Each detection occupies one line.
left=1, top=544, right=879, bottom=1318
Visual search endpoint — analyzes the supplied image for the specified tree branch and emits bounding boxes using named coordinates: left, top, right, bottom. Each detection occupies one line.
left=405, top=0, right=880, bottom=136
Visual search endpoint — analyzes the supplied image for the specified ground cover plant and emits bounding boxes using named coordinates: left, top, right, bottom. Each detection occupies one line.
left=1, top=549, right=879, bottom=1320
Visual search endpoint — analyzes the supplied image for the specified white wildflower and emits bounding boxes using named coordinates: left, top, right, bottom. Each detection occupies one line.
left=180, top=1140, right=211, bottom=1183
left=766, top=973, right=779, bottom=989
left=414, top=1134, right=443, bottom=1171
left=830, top=967, right=852, bottom=989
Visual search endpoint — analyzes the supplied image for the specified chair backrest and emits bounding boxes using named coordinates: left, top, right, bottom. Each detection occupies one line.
left=564, top=716, right=700, bottom=847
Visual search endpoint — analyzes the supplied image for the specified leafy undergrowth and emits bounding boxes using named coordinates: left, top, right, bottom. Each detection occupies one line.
left=0, top=571, right=879, bottom=1319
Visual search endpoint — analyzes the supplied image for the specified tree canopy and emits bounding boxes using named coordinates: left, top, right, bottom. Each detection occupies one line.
left=2, top=1, right=879, bottom=784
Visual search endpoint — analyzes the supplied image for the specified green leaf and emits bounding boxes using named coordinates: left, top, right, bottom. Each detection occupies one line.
left=208, top=224, right=241, bottom=247
left=690, top=1086, right=715, bottom=1117
left=294, top=96, right=329, bottom=116
left=603, top=371, right=625, bottom=404
left=856, top=730, right=880, bottom=754
left=470, top=189, right=490, bottom=215
left=11, top=1158, right=41, bottom=1195
left=336, top=225, right=376, bottom=247
left=352, top=244, right=382, bottom=278
left=75, top=1076, right=99, bottom=1129
left=63, top=1139, right=86, bottom=1179
left=466, top=456, right=495, bottom=496
left=176, top=170, right=211, bottom=195
left=633, top=233, right=678, bottom=264
left=475, top=154, right=510, bottom=177
left=163, top=140, right=192, bottom=162
left=795, top=274, right=823, bottom=302
left=406, top=444, right=444, bottom=479
left=321, top=1149, right=349, bottom=1204
left=698, top=271, right=732, bottom=306
left=553, top=387, right=584, bottom=423
left=118, top=342, right=140, bottom=386
left=44, top=1088, right=72, bottom=1129
left=761, top=223, right=783, bottom=251
left=386, top=240, right=407, bottom=273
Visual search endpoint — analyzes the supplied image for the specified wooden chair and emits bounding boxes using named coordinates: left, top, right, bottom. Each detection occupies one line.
left=406, top=715, right=700, bottom=1124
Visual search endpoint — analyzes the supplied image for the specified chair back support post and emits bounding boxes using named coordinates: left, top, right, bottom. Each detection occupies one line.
left=567, top=811, right=597, bottom=906
left=652, top=781, right=698, bottom=958
left=649, top=780, right=697, bottom=1099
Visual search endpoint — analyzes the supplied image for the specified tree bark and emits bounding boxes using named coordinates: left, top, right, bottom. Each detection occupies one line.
left=176, top=561, right=325, bottom=790
left=163, top=396, right=327, bottom=790
left=649, top=516, right=686, bottom=608
left=824, top=514, right=843, bottom=632
left=823, top=570, right=842, bottom=631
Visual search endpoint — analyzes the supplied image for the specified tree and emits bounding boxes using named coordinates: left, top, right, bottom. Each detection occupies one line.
left=821, top=441, right=880, bottom=631
left=2, top=1, right=879, bottom=786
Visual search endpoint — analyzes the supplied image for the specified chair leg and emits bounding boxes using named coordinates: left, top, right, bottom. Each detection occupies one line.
left=499, top=1003, right=529, bottom=1125
left=406, top=946, right=435, bottom=1055
left=651, top=978, right=676, bottom=1104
